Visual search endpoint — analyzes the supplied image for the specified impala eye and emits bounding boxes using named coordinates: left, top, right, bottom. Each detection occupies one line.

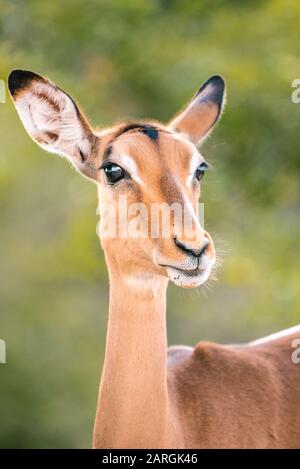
left=103, top=163, right=126, bottom=185
left=195, top=162, right=208, bottom=181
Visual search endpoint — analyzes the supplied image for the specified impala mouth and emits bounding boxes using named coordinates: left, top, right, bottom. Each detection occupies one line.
left=162, top=265, right=205, bottom=276
left=160, top=264, right=211, bottom=288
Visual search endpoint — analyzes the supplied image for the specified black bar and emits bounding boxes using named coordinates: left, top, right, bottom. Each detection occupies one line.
left=0, top=449, right=299, bottom=466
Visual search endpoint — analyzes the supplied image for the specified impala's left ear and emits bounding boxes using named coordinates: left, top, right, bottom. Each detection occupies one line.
left=8, top=69, right=99, bottom=180
left=168, top=75, right=226, bottom=145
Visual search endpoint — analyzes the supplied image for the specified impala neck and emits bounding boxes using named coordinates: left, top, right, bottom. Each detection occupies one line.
left=93, top=264, right=175, bottom=448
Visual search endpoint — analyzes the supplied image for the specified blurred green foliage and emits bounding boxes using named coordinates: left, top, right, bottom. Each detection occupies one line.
left=0, top=0, right=300, bottom=448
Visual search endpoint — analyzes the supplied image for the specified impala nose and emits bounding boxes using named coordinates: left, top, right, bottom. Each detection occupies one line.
left=174, top=235, right=209, bottom=258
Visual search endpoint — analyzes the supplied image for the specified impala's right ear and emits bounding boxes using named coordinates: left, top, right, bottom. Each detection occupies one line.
left=8, top=69, right=99, bottom=180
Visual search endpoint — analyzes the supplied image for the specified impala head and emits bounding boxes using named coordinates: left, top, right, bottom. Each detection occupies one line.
left=8, top=70, right=225, bottom=288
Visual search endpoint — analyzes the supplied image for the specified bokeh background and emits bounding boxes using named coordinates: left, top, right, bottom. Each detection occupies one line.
left=0, top=0, right=300, bottom=448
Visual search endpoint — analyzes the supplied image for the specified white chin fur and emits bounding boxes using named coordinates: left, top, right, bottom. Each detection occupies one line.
left=166, top=266, right=211, bottom=288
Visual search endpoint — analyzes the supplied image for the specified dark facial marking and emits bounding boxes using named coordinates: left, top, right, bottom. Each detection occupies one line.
left=141, top=126, right=158, bottom=140
left=112, top=123, right=159, bottom=142
left=101, top=124, right=160, bottom=168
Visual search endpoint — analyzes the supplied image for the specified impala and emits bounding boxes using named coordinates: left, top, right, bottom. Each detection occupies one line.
left=8, top=69, right=300, bottom=448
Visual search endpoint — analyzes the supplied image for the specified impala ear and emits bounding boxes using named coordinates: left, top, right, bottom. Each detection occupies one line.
left=168, top=75, right=226, bottom=145
left=8, top=69, right=99, bottom=180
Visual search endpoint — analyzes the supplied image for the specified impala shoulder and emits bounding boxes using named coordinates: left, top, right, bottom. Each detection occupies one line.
left=194, top=340, right=228, bottom=359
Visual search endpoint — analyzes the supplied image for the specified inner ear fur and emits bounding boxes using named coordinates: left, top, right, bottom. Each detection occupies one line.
left=8, top=69, right=99, bottom=180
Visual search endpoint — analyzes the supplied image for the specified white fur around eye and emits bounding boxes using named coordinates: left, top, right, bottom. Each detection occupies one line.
left=115, top=154, right=143, bottom=185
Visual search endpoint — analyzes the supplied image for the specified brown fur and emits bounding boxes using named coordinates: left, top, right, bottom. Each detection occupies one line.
left=8, top=69, right=300, bottom=449
left=169, top=336, right=300, bottom=448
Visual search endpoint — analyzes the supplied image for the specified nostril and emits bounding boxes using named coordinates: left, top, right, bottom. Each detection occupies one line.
left=174, top=236, right=186, bottom=253
left=198, top=241, right=209, bottom=258
left=174, top=236, right=209, bottom=258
